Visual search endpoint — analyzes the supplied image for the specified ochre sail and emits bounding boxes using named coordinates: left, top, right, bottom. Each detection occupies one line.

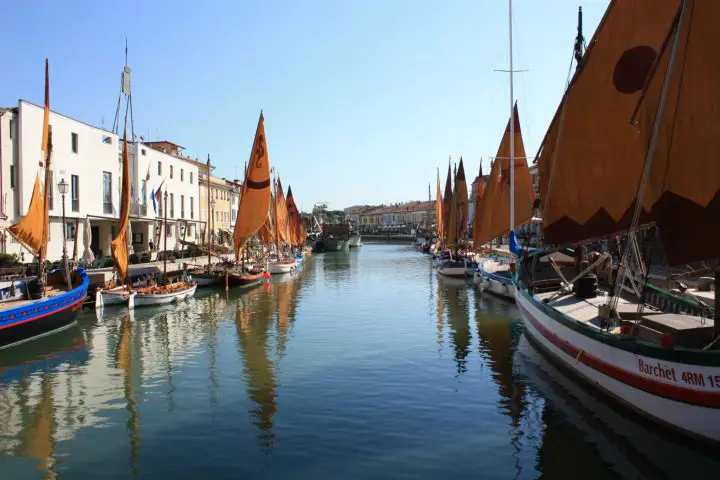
left=8, top=60, right=51, bottom=260
left=471, top=164, right=485, bottom=241
left=258, top=195, right=275, bottom=246
left=473, top=104, right=534, bottom=247
left=538, top=0, right=679, bottom=245
left=441, top=164, right=452, bottom=246
left=286, top=186, right=301, bottom=247
left=111, top=132, right=131, bottom=280
left=456, top=158, right=469, bottom=240
left=632, top=0, right=720, bottom=265
left=274, top=178, right=291, bottom=244
left=233, top=113, right=272, bottom=260
left=435, top=169, right=444, bottom=243
left=446, top=169, right=459, bottom=248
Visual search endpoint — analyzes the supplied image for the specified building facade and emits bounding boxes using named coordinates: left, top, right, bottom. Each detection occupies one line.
left=199, top=173, right=238, bottom=245
left=1, top=101, right=203, bottom=261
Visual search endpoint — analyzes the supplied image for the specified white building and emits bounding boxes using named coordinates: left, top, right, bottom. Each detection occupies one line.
left=1, top=101, right=204, bottom=262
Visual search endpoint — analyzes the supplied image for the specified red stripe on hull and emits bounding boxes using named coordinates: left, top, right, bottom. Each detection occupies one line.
left=517, top=300, right=720, bottom=409
left=0, top=297, right=85, bottom=331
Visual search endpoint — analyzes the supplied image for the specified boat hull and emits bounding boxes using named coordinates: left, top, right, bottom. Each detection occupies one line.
left=228, top=272, right=265, bottom=288
left=515, top=287, right=720, bottom=443
left=436, top=261, right=468, bottom=278
left=476, top=258, right=515, bottom=301
left=268, top=261, right=296, bottom=274
left=0, top=269, right=89, bottom=350
left=97, top=284, right=197, bottom=307
left=192, top=274, right=223, bottom=287
left=348, top=235, right=362, bottom=248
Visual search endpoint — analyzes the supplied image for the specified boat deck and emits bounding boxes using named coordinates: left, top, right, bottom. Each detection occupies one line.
left=0, top=287, right=70, bottom=310
left=535, top=291, right=643, bottom=329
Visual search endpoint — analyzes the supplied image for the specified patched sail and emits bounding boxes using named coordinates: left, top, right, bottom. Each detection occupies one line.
left=233, top=113, right=272, bottom=260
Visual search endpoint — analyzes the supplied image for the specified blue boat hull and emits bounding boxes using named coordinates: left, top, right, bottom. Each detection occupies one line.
left=0, top=268, right=89, bottom=349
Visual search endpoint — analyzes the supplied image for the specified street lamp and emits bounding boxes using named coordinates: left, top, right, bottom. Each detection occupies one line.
left=57, top=178, right=71, bottom=289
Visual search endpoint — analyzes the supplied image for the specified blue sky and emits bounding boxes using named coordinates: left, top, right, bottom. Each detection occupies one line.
left=2, top=1, right=608, bottom=211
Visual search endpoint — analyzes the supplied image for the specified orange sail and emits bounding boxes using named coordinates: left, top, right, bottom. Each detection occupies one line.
left=473, top=104, right=534, bottom=247
left=233, top=113, right=272, bottom=260
left=435, top=168, right=444, bottom=242
left=286, top=186, right=300, bottom=247
left=456, top=158, right=469, bottom=240
left=471, top=164, right=486, bottom=241
left=441, top=163, right=452, bottom=246
left=632, top=0, right=720, bottom=265
left=258, top=194, right=276, bottom=246
left=274, top=178, right=291, bottom=244
left=111, top=132, right=131, bottom=280
left=537, top=0, right=679, bottom=245
left=8, top=60, right=51, bottom=261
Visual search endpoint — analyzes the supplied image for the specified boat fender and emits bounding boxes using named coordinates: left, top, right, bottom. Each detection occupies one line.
left=263, top=272, right=271, bottom=279
left=128, top=292, right=136, bottom=310
left=96, top=290, right=104, bottom=309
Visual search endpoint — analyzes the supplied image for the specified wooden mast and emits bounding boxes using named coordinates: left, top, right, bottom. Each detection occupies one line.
left=39, top=127, right=53, bottom=295
left=163, top=190, right=168, bottom=280
left=206, top=154, right=211, bottom=271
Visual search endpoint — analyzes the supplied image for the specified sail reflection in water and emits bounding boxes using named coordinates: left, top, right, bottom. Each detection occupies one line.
left=436, top=277, right=472, bottom=374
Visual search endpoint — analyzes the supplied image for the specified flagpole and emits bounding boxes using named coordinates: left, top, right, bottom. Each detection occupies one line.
left=163, top=190, right=168, bottom=281
left=206, top=154, right=211, bottom=272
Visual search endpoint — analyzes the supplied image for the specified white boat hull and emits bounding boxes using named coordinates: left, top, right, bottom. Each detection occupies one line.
left=96, top=284, right=197, bottom=308
left=515, top=288, right=720, bottom=443
left=268, top=261, right=296, bottom=274
left=436, top=266, right=467, bottom=278
left=476, top=258, right=515, bottom=301
left=348, top=235, right=362, bottom=248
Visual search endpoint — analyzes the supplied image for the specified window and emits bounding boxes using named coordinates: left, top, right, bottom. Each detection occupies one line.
left=170, top=165, right=174, bottom=179
left=102, top=135, right=112, bottom=144
left=103, top=171, right=112, bottom=214
left=48, top=171, right=54, bottom=210
left=9, top=118, right=15, bottom=139
left=141, top=148, right=147, bottom=156
left=141, top=180, right=147, bottom=206
left=10, top=165, right=15, bottom=188
left=66, top=221, right=76, bottom=240
left=71, top=175, right=79, bottom=211
left=170, top=193, right=174, bottom=217
left=71, top=132, right=78, bottom=153
left=180, top=169, right=184, bottom=182
left=166, top=224, right=173, bottom=237
left=190, top=172, right=193, bottom=184
left=190, top=197, right=194, bottom=219
left=158, top=161, right=162, bottom=175
left=180, top=195, right=185, bottom=218
left=133, top=232, right=144, bottom=244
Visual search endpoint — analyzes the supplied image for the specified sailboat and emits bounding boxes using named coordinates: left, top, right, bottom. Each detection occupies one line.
left=1, top=60, right=89, bottom=349
left=190, top=155, right=226, bottom=287
left=437, top=159, right=471, bottom=277
left=228, top=112, right=271, bottom=287
left=267, top=177, right=297, bottom=274
left=286, top=186, right=307, bottom=259
left=96, top=132, right=196, bottom=307
left=514, top=0, right=720, bottom=443
left=473, top=104, right=535, bottom=300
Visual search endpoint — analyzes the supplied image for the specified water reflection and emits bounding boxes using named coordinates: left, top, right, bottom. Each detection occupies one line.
left=114, top=313, right=140, bottom=476
left=437, top=277, right=472, bottom=375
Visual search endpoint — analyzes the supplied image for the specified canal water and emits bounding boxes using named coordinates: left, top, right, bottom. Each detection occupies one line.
left=0, top=244, right=718, bottom=479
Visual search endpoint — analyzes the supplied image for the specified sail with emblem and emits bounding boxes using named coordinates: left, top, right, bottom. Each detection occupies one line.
left=631, top=0, right=720, bottom=266
left=233, top=113, right=272, bottom=260
left=536, top=0, right=679, bottom=245
left=8, top=60, right=51, bottom=261
left=111, top=132, right=131, bottom=280
left=473, top=104, right=534, bottom=247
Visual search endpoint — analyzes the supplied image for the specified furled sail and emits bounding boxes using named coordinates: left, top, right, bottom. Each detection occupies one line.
left=8, top=60, right=51, bottom=261
left=286, top=186, right=300, bottom=247
left=233, top=113, right=272, bottom=260
left=456, top=158, right=469, bottom=240
left=274, top=178, right=291, bottom=244
left=435, top=168, right=444, bottom=243
left=632, top=0, right=720, bottom=265
left=111, top=132, right=131, bottom=280
left=537, top=0, right=679, bottom=245
left=471, top=164, right=485, bottom=240
left=473, top=104, right=534, bottom=247
left=441, top=164, right=452, bottom=246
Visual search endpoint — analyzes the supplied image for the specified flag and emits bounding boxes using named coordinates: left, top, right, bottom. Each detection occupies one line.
left=153, top=178, right=165, bottom=214
left=145, top=166, right=150, bottom=182
left=151, top=185, right=157, bottom=213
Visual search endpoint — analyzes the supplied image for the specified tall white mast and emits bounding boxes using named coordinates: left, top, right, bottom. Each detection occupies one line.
left=509, top=0, right=515, bottom=233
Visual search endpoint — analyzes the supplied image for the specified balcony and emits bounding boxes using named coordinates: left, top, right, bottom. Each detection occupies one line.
left=131, top=204, right=148, bottom=216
